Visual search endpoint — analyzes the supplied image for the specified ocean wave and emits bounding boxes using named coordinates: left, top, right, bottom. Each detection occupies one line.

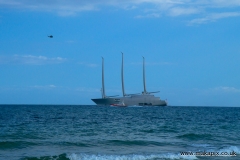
left=105, top=140, right=163, bottom=146
left=176, top=133, right=213, bottom=140
left=67, top=153, right=197, bottom=160
left=19, top=146, right=240, bottom=160
left=219, top=146, right=240, bottom=154
left=56, top=141, right=90, bottom=147
left=0, top=141, right=36, bottom=149
left=21, top=154, right=68, bottom=160
left=189, top=144, right=240, bottom=154
left=207, top=146, right=240, bottom=155
left=190, top=143, right=211, bottom=147
left=20, top=153, right=198, bottom=160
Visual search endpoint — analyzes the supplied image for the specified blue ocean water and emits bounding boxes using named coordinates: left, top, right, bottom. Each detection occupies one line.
left=0, top=105, right=239, bottom=160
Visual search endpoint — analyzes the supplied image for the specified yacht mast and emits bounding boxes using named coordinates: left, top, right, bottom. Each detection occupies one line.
left=102, top=57, right=106, bottom=98
left=121, top=52, right=126, bottom=96
left=143, top=57, right=147, bottom=94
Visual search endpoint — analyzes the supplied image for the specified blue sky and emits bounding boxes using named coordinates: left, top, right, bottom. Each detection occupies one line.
left=0, top=0, right=240, bottom=106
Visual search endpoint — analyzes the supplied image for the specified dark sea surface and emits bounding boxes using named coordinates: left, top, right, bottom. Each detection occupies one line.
left=0, top=105, right=239, bottom=160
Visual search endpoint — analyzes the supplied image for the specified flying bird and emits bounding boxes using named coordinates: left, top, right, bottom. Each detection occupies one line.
left=48, top=35, right=53, bottom=38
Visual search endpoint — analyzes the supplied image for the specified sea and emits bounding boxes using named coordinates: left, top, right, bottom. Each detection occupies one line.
left=0, top=105, right=239, bottom=160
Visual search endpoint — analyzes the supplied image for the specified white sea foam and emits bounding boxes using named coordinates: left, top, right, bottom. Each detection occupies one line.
left=218, top=146, right=240, bottom=154
left=186, top=145, right=240, bottom=157
left=202, top=145, right=240, bottom=154
left=67, top=153, right=197, bottom=160
left=190, top=144, right=240, bottom=154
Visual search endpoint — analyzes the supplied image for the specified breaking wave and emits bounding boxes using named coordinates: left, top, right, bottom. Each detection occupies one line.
left=22, top=153, right=198, bottom=160
left=67, top=153, right=197, bottom=160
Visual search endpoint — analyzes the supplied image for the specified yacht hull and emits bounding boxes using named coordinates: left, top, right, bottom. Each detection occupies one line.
left=92, top=95, right=167, bottom=106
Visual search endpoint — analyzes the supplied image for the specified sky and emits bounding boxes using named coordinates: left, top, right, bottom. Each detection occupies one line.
left=0, top=0, right=240, bottom=106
